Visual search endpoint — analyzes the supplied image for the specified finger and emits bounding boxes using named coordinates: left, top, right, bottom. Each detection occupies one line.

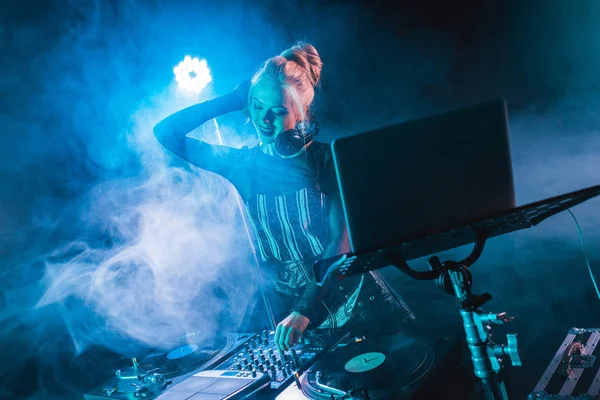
left=333, top=254, right=348, bottom=268
left=279, top=326, right=290, bottom=354
left=284, top=328, right=295, bottom=351
left=290, top=328, right=300, bottom=347
left=274, top=324, right=282, bottom=352
left=277, top=326, right=288, bottom=353
left=278, top=326, right=289, bottom=352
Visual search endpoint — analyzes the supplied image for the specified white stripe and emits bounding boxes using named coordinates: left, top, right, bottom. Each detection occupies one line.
left=295, top=189, right=321, bottom=256
left=257, top=195, right=281, bottom=259
left=278, top=195, right=303, bottom=261
left=320, top=192, right=327, bottom=228
left=274, top=196, right=300, bottom=261
left=245, top=202, right=269, bottom=261
left=302, top=188, right=325, bottom=255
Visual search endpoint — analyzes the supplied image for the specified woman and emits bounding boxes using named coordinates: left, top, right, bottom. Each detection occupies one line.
left=154, top=42, right=414, bottom=351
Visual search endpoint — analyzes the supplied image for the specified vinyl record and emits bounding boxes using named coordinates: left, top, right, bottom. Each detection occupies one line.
left=301, top=334, right=435, bottom=400
left=137, top=333, right=231, bottom=378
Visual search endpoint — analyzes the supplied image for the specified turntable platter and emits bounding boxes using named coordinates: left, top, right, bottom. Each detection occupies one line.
left=301, top=334, right=435, bottom=399
left=138, top=334, right=230, bottom=378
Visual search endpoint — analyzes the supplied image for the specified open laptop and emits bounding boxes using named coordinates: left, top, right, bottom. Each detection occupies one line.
left=332, top=99, right=515, bottom=256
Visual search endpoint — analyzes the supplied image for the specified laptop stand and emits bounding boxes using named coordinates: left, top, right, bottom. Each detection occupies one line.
left=314, top=185, right=600, bottom=400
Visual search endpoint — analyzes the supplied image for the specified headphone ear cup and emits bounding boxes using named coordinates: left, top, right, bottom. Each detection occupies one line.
left=275, top=120, right=319, bottom=157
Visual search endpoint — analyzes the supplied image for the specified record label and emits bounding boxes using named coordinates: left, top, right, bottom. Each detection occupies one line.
left=344, top=352, right=386, bottom=372
left=167, top=344, right=199, bottom=360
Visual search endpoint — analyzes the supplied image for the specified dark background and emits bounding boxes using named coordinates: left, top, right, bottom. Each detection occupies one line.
left=2, top=0, right=600, bottom=398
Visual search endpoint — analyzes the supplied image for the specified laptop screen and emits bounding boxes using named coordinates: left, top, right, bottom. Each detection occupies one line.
left=332, top=100, right=515, bottom=254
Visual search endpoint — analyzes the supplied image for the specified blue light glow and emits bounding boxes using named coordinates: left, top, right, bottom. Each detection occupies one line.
left=173, top=55, right=212, bottom=93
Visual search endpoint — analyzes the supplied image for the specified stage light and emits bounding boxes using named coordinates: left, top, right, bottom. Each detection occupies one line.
left=173, top=56, right=212, bottom=94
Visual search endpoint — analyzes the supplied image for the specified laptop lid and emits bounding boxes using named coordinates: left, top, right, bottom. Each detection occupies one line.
left=332, top=99, right=515, bottom=254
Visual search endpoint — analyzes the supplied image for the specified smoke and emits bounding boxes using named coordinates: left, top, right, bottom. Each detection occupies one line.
left=0, top=0, right=286, bottom=398
left=3, top=0, right=600, bottom=398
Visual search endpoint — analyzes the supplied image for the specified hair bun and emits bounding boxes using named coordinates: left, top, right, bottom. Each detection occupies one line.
left=280, top=42, right=323, bottom=87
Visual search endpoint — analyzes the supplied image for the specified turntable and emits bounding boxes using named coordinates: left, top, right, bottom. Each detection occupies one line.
left=84, top=330, right=346, bottom=400
left=277, top=326, right=477, bottom=400
left=84, top=333, right=252, bottom=400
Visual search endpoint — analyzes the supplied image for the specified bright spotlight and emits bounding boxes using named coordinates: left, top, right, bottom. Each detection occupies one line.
left=173, top=56, right=212, bottom=94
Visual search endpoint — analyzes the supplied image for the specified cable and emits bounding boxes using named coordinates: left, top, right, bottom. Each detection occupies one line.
left=567, top=208, right=600, bottom=301
left=213, top=118, right=277, bottom=330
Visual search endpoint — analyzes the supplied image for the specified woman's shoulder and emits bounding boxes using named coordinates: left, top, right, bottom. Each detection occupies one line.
left=308, top=140, right=332, bottom=162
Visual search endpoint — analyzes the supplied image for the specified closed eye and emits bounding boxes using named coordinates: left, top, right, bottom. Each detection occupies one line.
left=253, top=103, right=288, bottom=117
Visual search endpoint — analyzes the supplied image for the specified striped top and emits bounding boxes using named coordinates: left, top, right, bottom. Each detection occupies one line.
left=155, top=93, right=415, bottom=330
left=245, top=187, right=327, bottom=262
left=208, top=141, right=344, bottom=319
left=232, top=141, right=336, bottom=264
left=184, top=138, right=414, bottom=328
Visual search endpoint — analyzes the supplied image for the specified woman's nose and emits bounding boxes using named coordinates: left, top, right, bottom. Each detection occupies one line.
left=263, top=110, right=274, bottom=124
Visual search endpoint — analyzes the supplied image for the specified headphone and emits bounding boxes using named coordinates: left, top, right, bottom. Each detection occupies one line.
left=274, top=118, right=320, bottom=158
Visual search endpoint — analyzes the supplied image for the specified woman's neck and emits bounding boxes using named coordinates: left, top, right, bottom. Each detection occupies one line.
left=259, top=142, right=277, bottom=156
left=259, top=141, right=311, bottom=159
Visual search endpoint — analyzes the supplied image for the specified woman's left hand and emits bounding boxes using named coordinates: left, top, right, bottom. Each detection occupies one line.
left=275, top=311, right=310, bottom=352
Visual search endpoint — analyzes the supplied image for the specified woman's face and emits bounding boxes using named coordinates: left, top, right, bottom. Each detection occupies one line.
left=249, top=78, right=300, bottom=144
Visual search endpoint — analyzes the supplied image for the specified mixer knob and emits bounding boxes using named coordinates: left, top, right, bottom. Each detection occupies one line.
left=277, top=359, right=283, bottom=368
left=259, top=354, right=266, bottom=362
left=251, top=370, right=257, bottom=378
left=244, top=343, right=251, bottom=351
left=236, top=363, right=242, bottom=370
left=265, top=359, right=271, bottom=367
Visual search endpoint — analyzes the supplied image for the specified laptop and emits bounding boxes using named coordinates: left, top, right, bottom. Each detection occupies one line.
left=332, top=99, right=516, bottom=255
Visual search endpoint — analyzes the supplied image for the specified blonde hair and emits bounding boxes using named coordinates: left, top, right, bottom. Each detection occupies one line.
left=250, top=42, right=323, bottom=121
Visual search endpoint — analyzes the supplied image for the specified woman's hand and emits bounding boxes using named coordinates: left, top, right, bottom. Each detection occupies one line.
left=274, top=311, right=310, bottom=352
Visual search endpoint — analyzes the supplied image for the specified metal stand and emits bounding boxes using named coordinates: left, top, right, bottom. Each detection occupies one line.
left=314, top=186, right=600, bottom=400
left=388, top=232, right=521, bottom=400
